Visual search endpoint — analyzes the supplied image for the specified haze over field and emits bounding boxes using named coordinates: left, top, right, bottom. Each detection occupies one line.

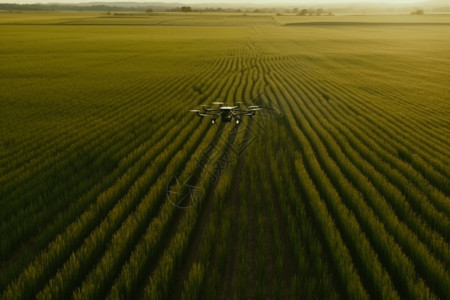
left=2, top=0, right=449, bottom=6
left=2, top=0, right=449, bottom=14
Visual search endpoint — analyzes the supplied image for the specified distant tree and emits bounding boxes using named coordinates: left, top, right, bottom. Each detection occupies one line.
left=298, top=8, right=308, bottom=16
left=146, top=8, right=153, bottom=13
left=181, top=6, right=192, bottom=12
left=411, top=9, right=424, bottom=15
left=316, top=8, right=324, bottom=16
left=292, top=8, right=298, bottom=14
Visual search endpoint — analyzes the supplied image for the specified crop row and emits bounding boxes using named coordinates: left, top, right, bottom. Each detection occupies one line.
left=273, top=58, right=449, bottom=243
left=2, top=30, right=449, bottom=299
left=0, top=76, right=198, bottom=261
left=0, top=40, right=241, bottom=297
left=263, top=49, right=448, bottom=298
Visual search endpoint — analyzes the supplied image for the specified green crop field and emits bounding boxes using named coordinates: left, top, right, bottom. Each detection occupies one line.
left=0, top=11, right=449, bottom=299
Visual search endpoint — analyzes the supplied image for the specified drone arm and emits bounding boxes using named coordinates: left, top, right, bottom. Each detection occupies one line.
left=203, top=106, right=222, bottom=112
left=232, top=110, right=256, bottom=116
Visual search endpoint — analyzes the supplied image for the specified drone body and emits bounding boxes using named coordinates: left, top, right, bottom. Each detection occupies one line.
left=190, top=102, right=261, bottom=124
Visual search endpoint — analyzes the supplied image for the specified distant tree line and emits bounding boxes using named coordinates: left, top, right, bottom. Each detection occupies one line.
left=294, top=8, right=334, bottom=16
left=2, top=3, right=450, bottom=14
left=0, top=3, right=336, bottom=14
left=0, top=3, right=250, bottom=13
left=168, top=6, right=245, bottom=13
left=0, top=3, right=140, bottom=12
left=0, top=3, right=237, bottom=12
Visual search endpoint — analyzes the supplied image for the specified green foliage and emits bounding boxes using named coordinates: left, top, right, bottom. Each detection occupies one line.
left=181, top=263, right=205, bottom=300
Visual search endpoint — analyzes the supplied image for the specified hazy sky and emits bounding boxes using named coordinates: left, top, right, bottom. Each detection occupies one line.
left=2, top=0, right=430, bottom=3
left=169, top=0, right=423, bottom=2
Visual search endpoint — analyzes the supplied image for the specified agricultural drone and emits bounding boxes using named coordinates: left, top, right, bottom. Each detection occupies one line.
left=190, top=102, right=261, bottom=124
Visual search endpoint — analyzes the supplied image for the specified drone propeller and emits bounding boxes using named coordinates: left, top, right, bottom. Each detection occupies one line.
left=190, top=109, right=209, bottom=117
left=212, top=102, right=224, bottom=105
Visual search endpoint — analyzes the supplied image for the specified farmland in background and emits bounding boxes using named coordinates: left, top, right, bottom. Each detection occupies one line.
left=0, top=11, right=449, bottom=299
